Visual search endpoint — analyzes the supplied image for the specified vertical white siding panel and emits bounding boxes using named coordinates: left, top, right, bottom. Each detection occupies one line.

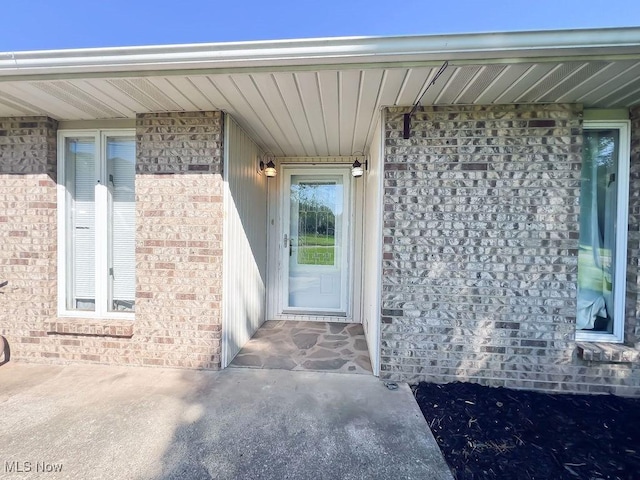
left=222, top=115, right=268, bottom=367
left=362, top=112, right=383, bottom=376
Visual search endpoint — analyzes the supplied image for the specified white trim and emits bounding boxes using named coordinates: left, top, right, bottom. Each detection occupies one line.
left=361, top=110, right=384, bottom=377
left=265, top=158, right=280, bottom=322
left=372, top=109, right=385, bottom=376
left=2, top=27, right=640, bottom=76
left=57, top=128, right=135, bottom=321
left=58, top=119, right=136, bottom=130
left=280, top=166, right=353, bottom=317
left=351, top=156, right=365, bottom=331
left=265, top=157, right=365, bottom=323
left=575, top=119, right=630, bottom=343
left=221, top=113, right=230, bottom=367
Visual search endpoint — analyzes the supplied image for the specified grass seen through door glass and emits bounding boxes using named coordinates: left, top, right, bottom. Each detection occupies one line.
left=297, top=234, right=335, bottom=266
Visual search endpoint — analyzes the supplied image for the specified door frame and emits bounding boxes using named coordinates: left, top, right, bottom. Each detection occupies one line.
left=281, top=167, right=352, bottom=316
left=266, top=158, right=363, bottom=324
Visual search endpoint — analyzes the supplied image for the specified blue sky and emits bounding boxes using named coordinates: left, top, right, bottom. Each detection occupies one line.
left=1, top=0, right=639, bottom=51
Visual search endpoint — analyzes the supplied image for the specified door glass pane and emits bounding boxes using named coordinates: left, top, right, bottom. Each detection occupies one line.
left=65, top=137, right=96, bottom=311
left=288, top=175, right=345, bottom=311
left=577, top=129, right=619, bottom=334
left=107, top=136, right=136, bottom=312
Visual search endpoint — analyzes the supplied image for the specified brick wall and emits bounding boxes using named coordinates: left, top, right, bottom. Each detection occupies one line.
left=0, top=117, right=58, bottom=360
left=381, top=104, right=640, bottom=395
left=1, top=112, right=224, bottom=369
left=628, top=106, right=640, bottom=343
left=134, top=111, right=224, bottom=368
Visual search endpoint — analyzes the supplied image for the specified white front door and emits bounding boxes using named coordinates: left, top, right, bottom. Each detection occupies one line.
left=281, top=167, right=352, bottom=316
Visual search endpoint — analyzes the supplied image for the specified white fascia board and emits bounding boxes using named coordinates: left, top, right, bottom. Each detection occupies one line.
left=1, top=27, right=640, bottom=76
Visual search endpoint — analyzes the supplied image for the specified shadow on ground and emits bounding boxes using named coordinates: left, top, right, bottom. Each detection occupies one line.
left=0, top=364, right=452, bottom=480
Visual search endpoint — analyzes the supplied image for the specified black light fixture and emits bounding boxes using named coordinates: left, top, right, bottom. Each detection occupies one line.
left=258, top=153, right=278, bottom=178
left=351, top=153, right=368, bottom=177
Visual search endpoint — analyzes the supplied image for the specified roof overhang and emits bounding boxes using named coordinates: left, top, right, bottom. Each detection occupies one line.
left=1, top=27, right=640, bottom=77
left=1, top=27, right=639, bottom=156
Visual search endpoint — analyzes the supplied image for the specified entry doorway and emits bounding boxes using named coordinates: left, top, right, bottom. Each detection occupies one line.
left=283, top=168, right=351, bottom=316
left=267, top=161, right=362, bottom=324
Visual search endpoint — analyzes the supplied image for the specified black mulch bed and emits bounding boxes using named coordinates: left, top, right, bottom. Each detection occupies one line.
left=413, top=382, right=640, bottom=480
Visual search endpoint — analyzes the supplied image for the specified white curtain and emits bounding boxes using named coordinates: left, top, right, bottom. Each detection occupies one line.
left=576, top=130, right=618, bottom=331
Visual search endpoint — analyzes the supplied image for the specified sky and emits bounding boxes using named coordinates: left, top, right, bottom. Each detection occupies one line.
left=0, top=0, right=639, bottom=51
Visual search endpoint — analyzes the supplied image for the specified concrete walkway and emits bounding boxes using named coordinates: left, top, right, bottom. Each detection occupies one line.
left=0, top=363, right=453, bottom=480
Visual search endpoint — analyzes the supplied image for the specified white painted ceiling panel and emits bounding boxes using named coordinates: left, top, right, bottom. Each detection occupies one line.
left=187, top=76, right=229, bottom=111
left=0, top=98, right=30, bottom=116
left=2, top=82, right=85, bottom=119
left=0, top=89, right=41, bottom=116
left=555, top=61, right=635, bottom=104
left=251, top=73, right=309, bottom=156
left=169, top=76, right=218, bottom=110
left=596, top=80, right=640, bottom=108
left=457, top=65, right=506, bottom=104
left=295, top=71, right=329, bottom=156
left=473, top=64, right=532, bottom=104
left=438, top=66, right=482, bottom=104
left=623, top=90, right=640, bottom=108
left=210, top=74, right=285, bottom=154
left=517, top=62, right=586, bottom=103
left=418, top=66, right=456, bottom=105
left=234, top=73, right=300, bottom=156
left=270, top=72, right=316, bottom=156
left=146, top=77, right=199, bottom=111
left=0, top=58, right=639, bottom=156
left=395, top=67, right=434, bottom=106
left=107, top=79, right=166, bottom=112
left=493, top=63, right=557, bottom=104
left=68, top=79, right=133, bottom=117
left=316, top=70, right=340, bottom=156
left=44, top=80, right=125, bottom=118
left=339, top=70, right=361, bottom=155
left=577, top=63, right=640, bottom=106
left=354, top=69, right=384, bottom=152
left=376, top=68, right=409, bottom=107
left=538, top=61, right=609, bottom=103
left=81, top=79, right=151, bottom=115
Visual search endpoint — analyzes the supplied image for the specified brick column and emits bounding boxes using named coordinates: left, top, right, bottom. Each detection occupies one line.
left=0, top=117, right=58, bottom=360
left=628, top=106, right=640, bottom=344
left=135, top=112, right=224, bottom=368
left=380, top=104, right=582, bottom=389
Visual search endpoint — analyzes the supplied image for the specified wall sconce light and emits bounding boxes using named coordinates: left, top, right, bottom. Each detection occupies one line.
left=263, top=153, right=277, bottom=178
left=351, top=155, right=368, bottom=178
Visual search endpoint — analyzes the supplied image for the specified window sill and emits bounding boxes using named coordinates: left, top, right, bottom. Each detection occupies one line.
left=46, top=319, right=134, bottom=338
left=576, top=342, right=639, bottom=364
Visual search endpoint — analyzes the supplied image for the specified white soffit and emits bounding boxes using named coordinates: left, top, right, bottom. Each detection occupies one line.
left=0, top=29, right=640, bottom=157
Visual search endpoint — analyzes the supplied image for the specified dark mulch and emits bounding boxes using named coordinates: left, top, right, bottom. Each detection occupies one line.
left=413, top=382, right=640, bottom=480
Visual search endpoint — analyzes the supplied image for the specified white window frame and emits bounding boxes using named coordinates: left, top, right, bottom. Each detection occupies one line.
left=57, top=129, right=136, bottom=320
left=575, top=120, right=630, bottom=343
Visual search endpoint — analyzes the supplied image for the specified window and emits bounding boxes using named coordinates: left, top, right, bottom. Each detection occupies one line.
left=576, top=121, right=630, bottom=342
left=58, top=130, right=136, bottom=319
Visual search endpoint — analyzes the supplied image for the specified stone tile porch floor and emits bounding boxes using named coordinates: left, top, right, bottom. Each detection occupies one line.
left=230, top=320, right=372, bottom=374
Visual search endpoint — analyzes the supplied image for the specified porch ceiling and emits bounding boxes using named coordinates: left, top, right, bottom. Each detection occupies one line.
left=1, top=30, right=640, bottom=157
